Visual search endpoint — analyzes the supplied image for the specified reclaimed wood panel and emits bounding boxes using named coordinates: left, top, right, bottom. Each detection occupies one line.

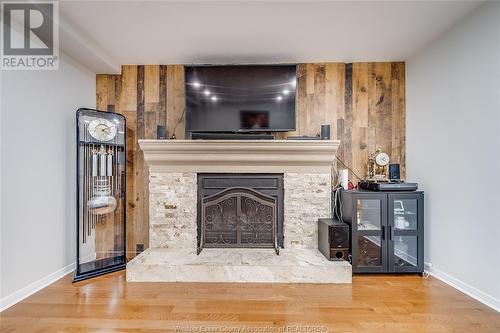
left=96, top=65, right=186, bottom=258
left=342, top=63, right=353, bottom=173
left=293, top=63, right=345, bottom=137
left=166, top=65, right=186, bottom=139
left=352, top=62, right=405, bottom=179
left=95, top=75, right=107, bottom=111
left=94, top=74, right=123, bottom=259
left=351, top=63, right=369, bottom=180
left=96, top=62, right=405, bottom=259
left=122, top=66, right=139, bottom=259
left=120, top=66, right=137, bottom=112
left=135, top=65, right=147, bottom=258
left=123, top=110, right=137, bottom=259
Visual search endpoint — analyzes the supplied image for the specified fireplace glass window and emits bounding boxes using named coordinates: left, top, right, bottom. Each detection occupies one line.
left=197, top=174, right=284, bottom=254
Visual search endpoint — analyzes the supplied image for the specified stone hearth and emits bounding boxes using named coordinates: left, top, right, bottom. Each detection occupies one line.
left=127, top=140, right=352, bottom=283
left=128, top=248, right=351, bottom=283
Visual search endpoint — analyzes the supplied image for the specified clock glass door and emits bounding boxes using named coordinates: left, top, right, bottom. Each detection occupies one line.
left=75, top=109, right=127, bottom=282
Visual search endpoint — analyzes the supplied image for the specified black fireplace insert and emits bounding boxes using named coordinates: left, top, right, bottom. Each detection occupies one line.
left=197, top=174, right=284, bottom=254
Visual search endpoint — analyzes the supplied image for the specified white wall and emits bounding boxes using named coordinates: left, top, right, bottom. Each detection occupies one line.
left=407, top=1, right=500, bottom=311
left=0, top=54, right=95, bottom=309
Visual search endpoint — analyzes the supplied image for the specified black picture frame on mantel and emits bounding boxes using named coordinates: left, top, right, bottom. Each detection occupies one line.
left=74, top=108, right=127, bottom=282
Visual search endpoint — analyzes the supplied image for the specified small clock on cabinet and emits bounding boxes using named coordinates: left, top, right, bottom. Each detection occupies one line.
left=367, top=148, right=390, bottom=181
left=74, top=108, right=126, bottom=282
left=375, top=152, right=389, bottom=167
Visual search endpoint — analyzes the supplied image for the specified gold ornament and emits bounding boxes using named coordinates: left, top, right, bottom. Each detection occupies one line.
left=367, top=147, right=390, bottom=181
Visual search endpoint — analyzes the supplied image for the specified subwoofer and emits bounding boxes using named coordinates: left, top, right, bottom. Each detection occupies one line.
left=318, top=218, right=350, bottom=261
left=330, top=248, right=349, bottom=261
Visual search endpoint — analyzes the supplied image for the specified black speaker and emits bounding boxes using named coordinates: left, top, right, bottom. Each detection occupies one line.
left=320, top=124, right=331, bottom=140
left=330, top=249, right=349, bottom=261
left=157, top=125, right=166, bottom=139
left=330, top=222, right=349, bottom=248
left=389, top=164, right=401, bottom=181
left=318, top=218, right=350, bottom=261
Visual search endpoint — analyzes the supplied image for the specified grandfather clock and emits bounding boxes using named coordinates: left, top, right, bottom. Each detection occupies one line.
left=74, top=108, right=126, bottom=282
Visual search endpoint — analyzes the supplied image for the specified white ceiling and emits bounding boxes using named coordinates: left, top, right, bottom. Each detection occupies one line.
left=59, top=0, right=484, bottom=73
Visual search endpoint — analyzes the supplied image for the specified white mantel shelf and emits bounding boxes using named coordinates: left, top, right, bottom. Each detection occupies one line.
left=138, top=139, right=341, bottom=173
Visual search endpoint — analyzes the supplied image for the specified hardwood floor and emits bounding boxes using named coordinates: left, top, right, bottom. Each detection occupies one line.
left=1, top=271, right=498, bottom=333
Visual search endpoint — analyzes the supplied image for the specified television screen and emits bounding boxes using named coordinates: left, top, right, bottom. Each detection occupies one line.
left=185, top=65, right=296, bottom=132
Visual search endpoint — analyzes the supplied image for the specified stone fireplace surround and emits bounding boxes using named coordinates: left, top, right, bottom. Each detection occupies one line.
left=127, top=140, right=352, bottom=283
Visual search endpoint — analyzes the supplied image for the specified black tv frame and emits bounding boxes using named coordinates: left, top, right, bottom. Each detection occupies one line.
left=184, top=64, right=297, bottom=134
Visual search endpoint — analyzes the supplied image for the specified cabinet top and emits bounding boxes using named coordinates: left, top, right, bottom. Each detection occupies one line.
left=342, top=189, right=424, bottom=194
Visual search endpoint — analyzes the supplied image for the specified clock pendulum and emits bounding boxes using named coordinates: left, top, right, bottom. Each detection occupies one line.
left=80, top=117, right=120, bottom=239
left=88, top=145, right=117, bottom=216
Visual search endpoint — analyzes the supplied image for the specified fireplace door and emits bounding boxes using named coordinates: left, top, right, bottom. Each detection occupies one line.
left=200, top=187, right=278, bottom=253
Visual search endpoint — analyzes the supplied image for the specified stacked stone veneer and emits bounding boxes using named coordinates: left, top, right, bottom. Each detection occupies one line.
left=149, top=173, right=197, bottom=248
left=283, top=173, right=331, bottom=248
left=148, top=172, right=331, bottom=250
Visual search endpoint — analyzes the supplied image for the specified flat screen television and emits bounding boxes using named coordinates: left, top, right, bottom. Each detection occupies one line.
left=185, top=65, right=296, bottom=133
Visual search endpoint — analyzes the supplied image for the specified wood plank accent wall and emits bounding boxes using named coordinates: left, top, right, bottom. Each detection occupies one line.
left=96, top=62, right=405, bottom=258
left=96, top=65, right=185, bottom=258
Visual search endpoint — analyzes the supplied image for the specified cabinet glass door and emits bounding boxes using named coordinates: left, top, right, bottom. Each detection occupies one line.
left=393, top=199, right=418, bottom=230
left=357, top=199, right=382, bottom=231
left=352, top=194, right=388, bottom=272
left=388, top=193, right=424, bottom=273
left=393, top=235, right=418, bottom=267
left=357, top=235, right=383, bottom=267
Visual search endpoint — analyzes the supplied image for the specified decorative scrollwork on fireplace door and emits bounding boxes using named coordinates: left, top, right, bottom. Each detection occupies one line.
left=200, top=187, right=278, bottom=253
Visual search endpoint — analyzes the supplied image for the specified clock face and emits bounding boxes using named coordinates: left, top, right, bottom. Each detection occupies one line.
left=375, top=152, right=390, bottom=166
left=88, top=118, right=117, bottom=142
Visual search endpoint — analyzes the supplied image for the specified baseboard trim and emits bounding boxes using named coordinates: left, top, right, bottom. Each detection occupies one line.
left=425, top=262, right=500, bottom=312
left=0, top=262, right=75, bottom=312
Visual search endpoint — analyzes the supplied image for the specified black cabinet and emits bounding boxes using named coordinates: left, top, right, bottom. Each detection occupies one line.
left=340, top=190, right=424, bottom=274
